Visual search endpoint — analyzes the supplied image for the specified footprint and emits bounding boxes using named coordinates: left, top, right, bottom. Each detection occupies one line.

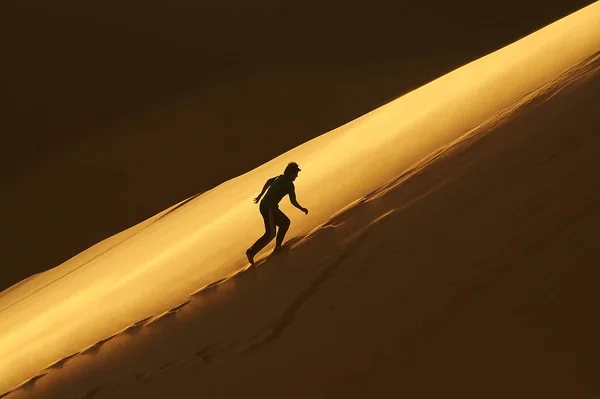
left=133, top=371, right=150, bottom=381
left=189, top=278, right=228, bottom=297
left=78, top=387, right=102, bottom=399
left=145, top=312, right=176, bottom=326
left=159, top=361, right=174, bottom=370
left=80, top=333, right=119, bottom=355
left=166, top=300, right=192, bottom=314
left=12, top=372, right=48, bottom=391
left=194, top=346, right=216, bottom=364
left=42, top=352, right=80, bottom=371
left=120, top=316, right=154, bottom=335
left=0, top=390, right=14, bottom=399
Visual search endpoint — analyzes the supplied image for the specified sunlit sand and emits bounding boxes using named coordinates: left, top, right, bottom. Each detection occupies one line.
left=1, top=2, right=599, bottom=397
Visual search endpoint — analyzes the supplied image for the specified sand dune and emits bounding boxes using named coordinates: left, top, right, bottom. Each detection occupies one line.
left=1, top=2, right=600, bottom=398
left=5, top=44, right=600, bottom=399
left=0, top=0, right=596, bottom=291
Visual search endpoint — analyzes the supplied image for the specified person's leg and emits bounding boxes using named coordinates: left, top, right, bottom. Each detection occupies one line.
left=247, top=206, right=276, bottom=261
left=274, top=209, right=290, bottom=248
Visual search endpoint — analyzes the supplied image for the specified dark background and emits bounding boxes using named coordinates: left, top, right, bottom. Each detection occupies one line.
left=0, top=0, right=595, bottom=290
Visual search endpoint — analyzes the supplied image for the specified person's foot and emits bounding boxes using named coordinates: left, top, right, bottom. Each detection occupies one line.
left=246, top=248, right=255, bottom=266
left=273, top=244, right=286, bottom=253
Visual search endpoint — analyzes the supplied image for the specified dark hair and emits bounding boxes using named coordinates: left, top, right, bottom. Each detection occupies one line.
left=284, top=162, right=301, bottom=176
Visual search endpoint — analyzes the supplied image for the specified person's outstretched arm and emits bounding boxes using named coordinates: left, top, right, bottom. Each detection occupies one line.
left=289, top=190, right=308, bottom=214
left=254, top=177, right=275, bottom=203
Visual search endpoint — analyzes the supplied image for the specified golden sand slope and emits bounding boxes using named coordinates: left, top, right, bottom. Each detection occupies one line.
left=1, top=2, right=599, bottom=398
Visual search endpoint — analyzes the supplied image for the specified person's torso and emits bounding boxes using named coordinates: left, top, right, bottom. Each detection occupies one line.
left=261, top=175, right=293, bottom=207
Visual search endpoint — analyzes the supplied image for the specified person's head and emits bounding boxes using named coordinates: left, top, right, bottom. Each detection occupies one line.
left=284, top=162, right=301, bottom=181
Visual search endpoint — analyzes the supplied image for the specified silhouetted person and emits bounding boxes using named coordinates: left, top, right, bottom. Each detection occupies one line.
left=246, top=162, right=308, bottom=265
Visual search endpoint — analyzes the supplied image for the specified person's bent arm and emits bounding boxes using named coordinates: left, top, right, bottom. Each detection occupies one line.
left=254, top=177, right=275, bottom=203
left=289, top=191, right=308, bottom=214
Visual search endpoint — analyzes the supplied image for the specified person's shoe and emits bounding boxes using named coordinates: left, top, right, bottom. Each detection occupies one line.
left=273, top=244, right=287, bottom=253
left=246, top=248, right=255, bottom=266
